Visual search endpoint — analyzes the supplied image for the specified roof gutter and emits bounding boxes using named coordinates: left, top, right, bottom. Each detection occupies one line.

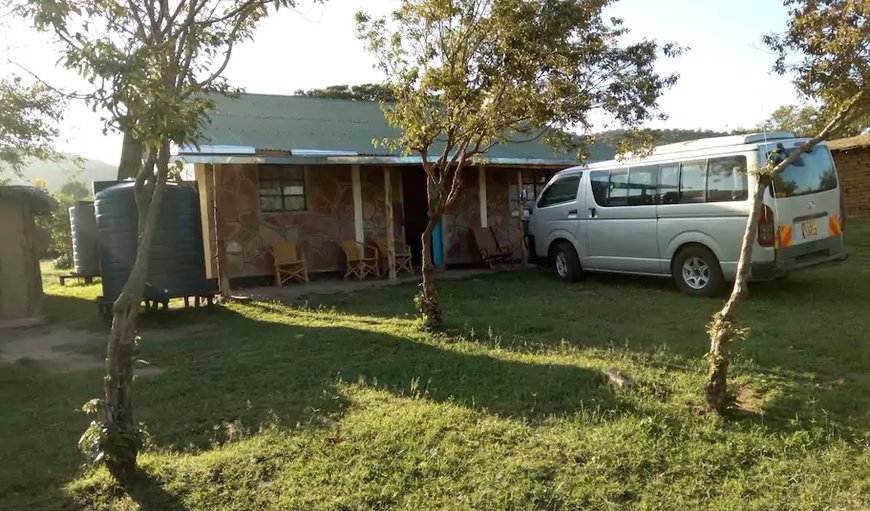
left=173, top=153, right=578, bottom=167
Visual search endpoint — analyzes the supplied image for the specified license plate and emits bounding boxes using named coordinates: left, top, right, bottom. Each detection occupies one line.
left=800, top=219, right=819, bottom=238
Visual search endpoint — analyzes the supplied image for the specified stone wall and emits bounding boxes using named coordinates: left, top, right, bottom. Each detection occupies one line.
left=832, top=147, right=870, bottom=220
left=441, top=169, right=481, bottom=264
left=213, top=164, right=402, bottom=277
left=209, top=163, right=545, bottom=279
left=442, top=168, right=524, bottom=264
left=484, top=169, right=524, bottom=260
left=361, top=166, right=404, bottom=243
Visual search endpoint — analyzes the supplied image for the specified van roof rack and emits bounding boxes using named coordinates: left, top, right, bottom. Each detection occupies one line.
left=654, top=132, right=796, bottom=155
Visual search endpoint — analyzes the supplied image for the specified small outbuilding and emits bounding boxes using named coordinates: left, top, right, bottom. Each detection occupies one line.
left=0, top=186, right=53, bottom=327
left=829, top=134, right=870, bottom=220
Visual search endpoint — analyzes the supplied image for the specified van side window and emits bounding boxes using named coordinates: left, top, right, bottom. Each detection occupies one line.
left=608, top=169, right=629, bottom=206
left=628, top=166, right=657, bottom=205
left=707, top=156, right=748, bottom=202
left=590, top=171, right=609, bottom=206
left=537, top=175, right=581, bottom=208
left=679, top=160, right=707, bottom=203
left=658, top=163, right=679, bottom=204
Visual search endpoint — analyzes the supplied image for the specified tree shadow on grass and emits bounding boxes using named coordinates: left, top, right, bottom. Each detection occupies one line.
left=1, top=293, right=232, bottom=511
left=299, top=261, right=870, bottom=434
left=132, top=301, right=626, bottom=453
left=40, top=292, right=106, bottom=330
left=124, top=471, right=191, bottom=511
left=67, top=470, right=192, bottom=511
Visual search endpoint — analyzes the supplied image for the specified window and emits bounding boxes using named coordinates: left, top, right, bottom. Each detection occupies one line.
left=590, top=171, right=609, bottom=206
left=707, top=156, right=748, bottom=202
left=658, top=163, right=679, bottom=204
left=608, top=169, right=629, bottom=206
left=592, top=156, right=749, bottom=207
left=537, top=175, right=580, bottom=208
left=510, top=170, right=556, bottom=216
left=770, top=145, right=837, bottom=198
left=591, top=169, right=629, bottom=206
left=679, top=160, right=706, bottom=203
left=591, top=168, right=656, bottom=207
left=521, top=171, right=554, bottom=202
left=627, top=166, right=658, bottom=205
left=258, top=165, right=306, bottom=212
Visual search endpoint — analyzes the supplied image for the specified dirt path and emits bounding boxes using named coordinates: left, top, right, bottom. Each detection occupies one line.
left=0, top=327, right=104, bottom=372
left=0, top=323, right=212, bottom=374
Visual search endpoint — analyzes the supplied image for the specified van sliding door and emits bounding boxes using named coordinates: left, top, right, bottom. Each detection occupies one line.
left=584, top=167, right=659, bottom=273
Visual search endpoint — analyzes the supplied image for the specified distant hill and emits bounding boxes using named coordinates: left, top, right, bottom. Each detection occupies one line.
left=5, top=156, right=117, bottom=191
left=593, top=128, right=731, bottom=150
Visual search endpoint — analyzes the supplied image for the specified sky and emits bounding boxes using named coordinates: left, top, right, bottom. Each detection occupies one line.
left=0, top=0, right=799, bottom=166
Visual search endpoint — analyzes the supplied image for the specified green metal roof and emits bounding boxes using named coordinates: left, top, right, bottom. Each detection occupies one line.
left=193, top=93, right=613, bottom=164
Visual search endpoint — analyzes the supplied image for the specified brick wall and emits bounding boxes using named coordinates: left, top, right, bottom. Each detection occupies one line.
left=833, top=146, right=870, bottom=220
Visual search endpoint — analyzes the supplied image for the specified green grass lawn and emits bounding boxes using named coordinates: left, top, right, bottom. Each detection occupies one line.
left=2, top=224, right=869, bottom=510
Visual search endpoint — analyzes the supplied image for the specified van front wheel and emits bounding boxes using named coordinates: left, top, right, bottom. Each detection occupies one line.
left=550, top=242, right=583, bottom=282
left=672, top=246, right=724, bottom=297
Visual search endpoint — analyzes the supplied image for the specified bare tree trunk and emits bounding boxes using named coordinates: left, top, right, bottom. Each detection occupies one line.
left=705, top=176, right=768, bottom=413
left=211, top=165, right=232, bottom=299
left=704, top=92, right=864, bottom=414
left=117, top=131, right=144, bottom=181
left=102, top=141, right=169, bottom=482
left=418, top=213, right=441, bottom=328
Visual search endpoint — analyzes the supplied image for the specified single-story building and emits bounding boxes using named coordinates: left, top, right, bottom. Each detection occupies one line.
left=0, top=186, right=52, bottom=326
left=829, top=134, right=870, bottom=220
left=177, top=94, right=610, bottom=285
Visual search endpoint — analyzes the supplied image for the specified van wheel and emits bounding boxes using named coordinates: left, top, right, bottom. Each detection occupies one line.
left=672, top=246, right=724, bottom=297
left=549, top=241, right=583, bottom=282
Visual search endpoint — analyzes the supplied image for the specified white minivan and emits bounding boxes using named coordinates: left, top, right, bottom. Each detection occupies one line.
left=527, top=132, right=848, bottom=296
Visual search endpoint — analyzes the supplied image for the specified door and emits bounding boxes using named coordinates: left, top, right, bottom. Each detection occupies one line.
left=584, top=166, right=660, bottom=273
left=533, top=174, right=583, bottom=258
left=763, top=142, right=842, bottom=250
left=402, top=168, right=430, bottom=265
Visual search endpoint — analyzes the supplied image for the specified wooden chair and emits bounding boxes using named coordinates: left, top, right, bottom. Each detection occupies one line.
left=373, top=236, right=414, bottom=276
left=271, top=240, right=309, bottom=285
left=470, top=225, right=514, bottom=269
left=341, top=240, right=381, bottom=280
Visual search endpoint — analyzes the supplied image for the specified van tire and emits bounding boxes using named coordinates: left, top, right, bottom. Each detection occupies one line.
left=549, top=241, right=583, bottom=282
left=672, top=246, right=724, bottom=297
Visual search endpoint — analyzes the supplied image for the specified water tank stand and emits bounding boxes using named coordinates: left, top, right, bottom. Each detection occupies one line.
left=96, top=292, right=216, bottom=315
left=58, top=273, right=98, bottom=286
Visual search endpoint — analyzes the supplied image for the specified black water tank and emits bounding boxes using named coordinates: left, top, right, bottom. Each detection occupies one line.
left=95, top=182, right=209, bottom=303
left=69, top=201, right=100, bottom=276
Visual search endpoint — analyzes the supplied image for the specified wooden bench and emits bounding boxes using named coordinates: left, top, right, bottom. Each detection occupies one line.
left=470, top=225, right=514, bottom=269
left=58, top=274, right=96, bottom=286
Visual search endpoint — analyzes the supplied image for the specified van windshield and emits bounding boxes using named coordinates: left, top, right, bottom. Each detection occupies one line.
left=769, top=144, right=837, bottom=198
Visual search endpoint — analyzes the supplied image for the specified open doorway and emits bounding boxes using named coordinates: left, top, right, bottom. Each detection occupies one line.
left=401, top=167, right=429, bottom=265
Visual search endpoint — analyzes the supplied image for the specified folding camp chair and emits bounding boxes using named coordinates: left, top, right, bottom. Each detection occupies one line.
left=373, top=236, right=414, bottom=276
left=271, top=240, right=309, bottom=285
left=341, top=240, right=381, bottom=279
left=470, top=225, right=514, bottom=269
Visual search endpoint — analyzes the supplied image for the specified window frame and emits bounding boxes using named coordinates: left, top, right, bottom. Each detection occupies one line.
left=590, top=167, right=659, bottom=208
left=706, top=155, right=749, bottom=203
left=258, top=165, right=307, bottom=213
left=677, top=159, right=708, bottom=204
left=627, top=165, right=659, bottom=206
left=592, top=155, right=749, bottom=207
left=510, top=170, right=557, bottom=216
left=536, top=174, right=582, bottom=208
